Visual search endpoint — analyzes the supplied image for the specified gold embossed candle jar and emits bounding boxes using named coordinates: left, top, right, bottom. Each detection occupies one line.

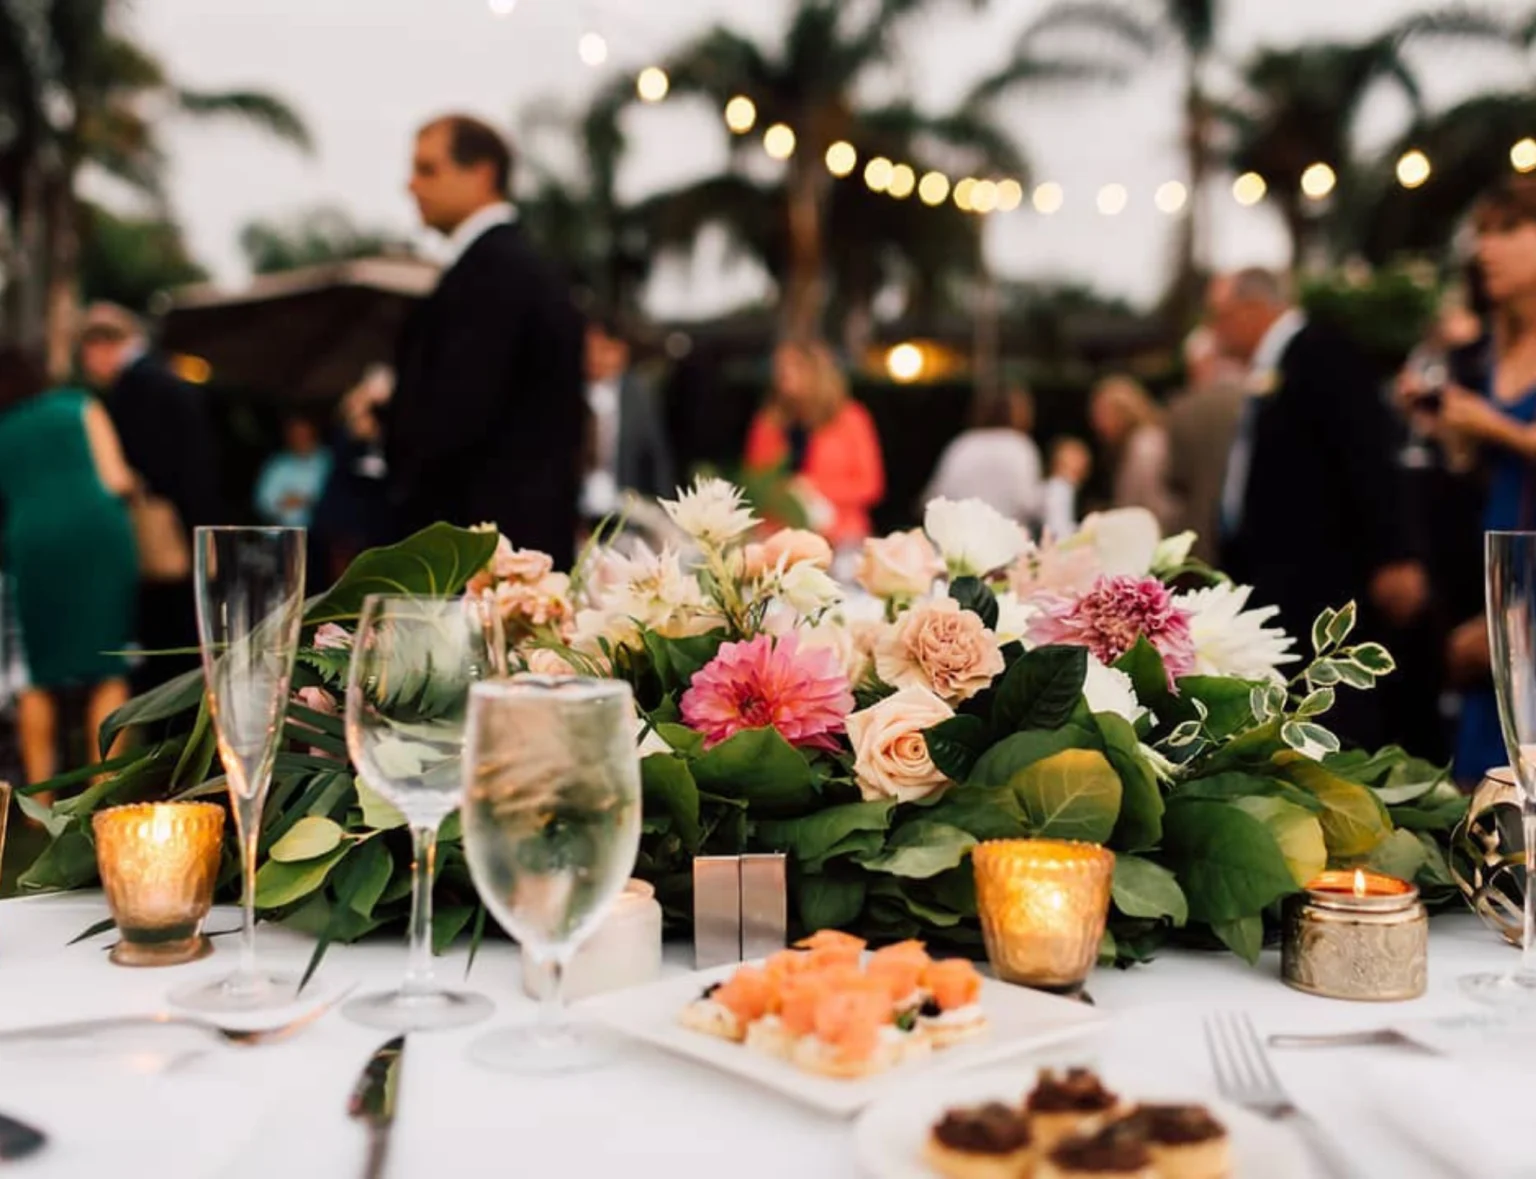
left=93, top=802, right=225, bottom=966
left=1282, top=869, right=1427, bottom=1001
left=973, top=839, right=1115, bottom=993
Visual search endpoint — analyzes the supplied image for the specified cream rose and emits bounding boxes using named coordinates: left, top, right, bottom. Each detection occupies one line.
left=856, top=530, right=943, bottom=599
left=847, top=685, right=955, bottom=803
left=874, top=598, right=1005, bottom=702
left=744, top=528, right=834, bottom=579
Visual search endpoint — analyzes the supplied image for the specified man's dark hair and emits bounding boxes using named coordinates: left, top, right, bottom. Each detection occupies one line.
left=422, top=114, right=513, bottom=195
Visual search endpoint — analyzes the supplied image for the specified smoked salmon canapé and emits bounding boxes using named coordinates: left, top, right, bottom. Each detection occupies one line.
left=676, top=933, right=986, bottom=1079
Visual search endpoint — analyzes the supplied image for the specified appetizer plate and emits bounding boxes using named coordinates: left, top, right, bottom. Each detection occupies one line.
left=854, top=1067, right=1309, bottom=1178
left=579, top=962, right=1107, bottom=1117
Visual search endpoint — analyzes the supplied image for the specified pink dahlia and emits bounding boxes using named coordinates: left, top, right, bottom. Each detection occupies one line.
left=1027, top=575, right=1196, bottom=685
left=681, top=634, right=854, bottom=752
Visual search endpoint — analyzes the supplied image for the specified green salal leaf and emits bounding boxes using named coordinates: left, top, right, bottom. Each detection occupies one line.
left=641, top=754, right=703, bottom=854
left=1112, top=855, right=1188, bottom=927
left=795, top=873, right=867, bottom=931
left=1368, top=828, right=1428, bottom=882
left=690, top=726, right=816, bottom=814
left=757, top=800, right=895, bottom=869
left=1211, top=915, right=1266, bottom=965
left=656, top=722, right=704, bottom=758
left=1097, top=712, right=1163, bottom=852
left=948, top=576, right=1000, bottom=629
left=1274, top=755, right=1391, bottom=858
left=856, top=820, right=977, bottom=879
left=1181, top=676, right=1260, bottom=740
left=269, top=815, right=345, bottom=863
left=642, top=630, right=729, bottom=698
left=1010, top=748, right=1123, bottom=844
left=1311, top=607, right=1337, bottom=656
left=925, top=713, right=988, bottom=783
left=304, top=523, right=500, bottom=626
left=991, top=644, right=1088, bottom=735
left=1162, top=800, right=1299, bottom=924
left=1324, top=601, right=1358, bottom=649
left=1172, top=770, right=1324, bottom=813
left=1229, top=796, right=1327, bottom=887
left=919, top=785, right=1030, bottom=842
left=255, top=843, right=351, bottom=909
left=356, top=778, right=408, bottom=830
left=1113, top=638, right=1170, bottom=713
left=968, top=725, right=1097, bottom=790
left=17, top=823, right=98, bottom=892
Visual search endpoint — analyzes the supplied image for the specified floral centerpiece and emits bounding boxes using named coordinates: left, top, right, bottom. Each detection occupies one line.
left=20, top=482, right=1467, bottom=976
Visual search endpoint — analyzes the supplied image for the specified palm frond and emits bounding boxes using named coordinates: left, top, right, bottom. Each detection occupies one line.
left=967, top=52, right=1126, bottom=106
left=1385, top=4, right=1512, bottom=47
left=630, top=174, right=781, bottom=268
left=856, top=101, right=1028, bottom=175
left=1167, top=0, right=1220, bottom=58
left=1023, top=2, right=1161, bottom=55
left=660, top=26, right=777, bottom=111
left=176, top=88, right=313, bottom=152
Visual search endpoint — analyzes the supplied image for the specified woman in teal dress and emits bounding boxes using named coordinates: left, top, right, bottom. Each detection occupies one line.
left=0, top=348, right=138, bottom=785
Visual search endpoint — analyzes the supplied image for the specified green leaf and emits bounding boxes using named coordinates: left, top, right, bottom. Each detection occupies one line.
left=1281, top=722, right=1341, bottom=755
left=269, top=815, right=345, bottom=863
left=642, top=630, right=728, bottom=697
left=1162, top=800, right=1299, bottom=924
left=1112, top=855, right=1188, bottom=927
left=968, top=725, right=1097, bottom=789
left=1212, top=915, right=1265, bottom=965
left=1229, top=796, right=1328, bottom=887
left=795, top=873, right=867, bottom=930
left=1367, top=828, right=1428, bottom=882
left=170, top=700, right=215, bottom=789
left=1276, top=756, right=1391, bottom=858
left=1011, top=748, right=1123, bottom=843
left=948, top=576, right=999, bottom=629
left=255, top=843, right=351, bottom=908
left=1311, top=607, right=1337, bottom=656
left=925, top=713, right=988, bottom=782
left=1097, top=712, right=1163, bottom=852
left=642, top=755, right=703, bottom=854
left=992, top=644, right=1088, bottom=735
left=855, top=820, right=977, bottom=879
left=432, top=904, right=476, bottom=955
left=656, top=722, right=704, bottom=758
left=919, top=784, right=1030, bottom=841
left=1325, top=601, right=1357, bottom=649
left=17, top=824, right=97, bottom=892
left=1170, top=771, right=1323, bottom=813
left=356, top=778, right=407, bottom=830
left=691, top=727, right=816, bottom=814
left=98, top=667, right=204, bottom=755
left=1351, top=642, right=1395, bottom=676
left=335, top=837, right=393, bottom=918
left=757, top=800, right=895, bottom=868
left=1180, top=677, right=1258, bottom=739
left=1296, top=688, right=1335, bottom=718
left=1113, top=637, right=1170, bottom=713
left=303, top=523, right=499, bottom=625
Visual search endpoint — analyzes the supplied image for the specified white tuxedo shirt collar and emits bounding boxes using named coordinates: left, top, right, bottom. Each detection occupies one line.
left=443, top=201, right=516, bottom=266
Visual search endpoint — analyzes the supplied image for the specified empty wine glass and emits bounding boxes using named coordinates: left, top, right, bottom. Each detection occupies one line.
left=341, top=594, right=503, bottom=1030
left=1465, top=531, right=1536, bottom=1008
left=461, top=677, right=642, bottom=1074
left=172, top=527, right=306, bottom=1012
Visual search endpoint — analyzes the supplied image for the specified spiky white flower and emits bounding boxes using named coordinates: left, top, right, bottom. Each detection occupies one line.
left=1175, top=582, right=1297, bottom=680
left=588, top=542, right=715, bottom=639
left=661, top=476, right=758, bottom=547
left=923, top=497, right=1029, bottom=578
left=1083, top=654, right=1147, bottom=724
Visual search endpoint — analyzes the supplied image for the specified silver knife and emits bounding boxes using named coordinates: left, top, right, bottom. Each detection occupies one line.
left=348, top=1035, right=403, bottom=1179
left=0, top=1110, right=46, bottom=1161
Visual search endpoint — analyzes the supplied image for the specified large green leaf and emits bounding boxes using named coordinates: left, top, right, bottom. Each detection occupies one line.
left=303, top=524, right=499, bottom=625
left=991, top=645, right=1088, bottom=735
left=17, top=824, right=97, bottom=892
left=1275, top=756, right=1391, bottom=858
left=756, top=800, right=894, bottom=868
left=795, top=873, right=867, bottom=930
left=948, top=576, right=999, bottom=629
left=691, top=727, right=816, bottom=813
left=1178, top=676, right=1259, bottom=739
left=255, top=843, right=352, bottom=908
left=1212, top=915, right=1265, bottom=965
left=856, top=820, right=977, bottom=879
left=1230, top=796, right=1327, bottom=887
left=968, top=725, right=1097, bottom=790
left=98, top=667, right=204, bottom=754
left=1368, top=828, right=1428, bottom=882
left=1011, top=748, right=1122, bottom=843
left=919, top=784, right=1030, bottom=841
left=1112, top=855, right=1188, bottom=927
left=1171, top=771, right=1324, bottom=814
left=1096, top=712, right=1163, bottom=851
left=1162, top=800, right=1299, bottom=924
left=1114, top=637, right=1170, bottom=714
left=642, top=630, right=728, bottom=698
left=269, top=815, right=345, bottom=863
left=925, top=713, right=988, bottom=782
left=641, top=754, right=703, bottom=853
left=356, top=778, right=407, bottom=830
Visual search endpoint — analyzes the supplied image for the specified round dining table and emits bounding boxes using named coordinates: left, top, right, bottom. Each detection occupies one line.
left=0, top=893, right=1516, bottom=1179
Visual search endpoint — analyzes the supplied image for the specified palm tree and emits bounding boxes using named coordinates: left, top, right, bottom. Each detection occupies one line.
left=614, top=0, right=1018, bottom=341
left=240, top=206, right=406, bottom=275
left=1218, top=11, right=1515, bottom=269
left=0, top=0, right=310, bottom=369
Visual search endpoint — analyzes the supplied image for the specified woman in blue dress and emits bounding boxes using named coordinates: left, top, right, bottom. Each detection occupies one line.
left=1428, top=178, right=1536, bottom=782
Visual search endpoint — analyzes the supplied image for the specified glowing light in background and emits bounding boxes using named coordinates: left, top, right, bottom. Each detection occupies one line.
left=996, top=179, right=1024, bottom=212
left=970, top=179, right=999, bottom=214
left=1513, top=139, right=1536, bottom=173
left=487, top=0, right=517, bottom=14
left=888, top=163, right=916, bottom=199
left=1154, top=180, right=1187, bottom=214
left=636, top=67, right=670, bottom=103
left=1300, top=162, right=1336, bottom=200
left=887, top=343, right=925, bottom=383
left=1097, top=183, right=1128, bottom=216
left=825, top=140, right=856, bottom=176
left=1233, top=172, right=1267, bottom=206
left=864, top=157, right=894, bottom=192
left=724, top=96, right=757, bottom=134
left=763, top=123, right=796, bottom=160
left=577, top=32, right=608, bottom=66
left=1396, top=150, right=1431, bottom=189
left=1033, top=182, right=1064, bottom=214
left=918, top=171, right=951, bottom=206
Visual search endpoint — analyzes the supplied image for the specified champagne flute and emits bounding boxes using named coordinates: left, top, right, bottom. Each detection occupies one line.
left=342, top=594, right=502, bottom=1030
left=461, top=677, right=641, bottom=1074
left=172, top=527, right=306, bottom=1012
left=1465, top=531, right=1536, bottom=1007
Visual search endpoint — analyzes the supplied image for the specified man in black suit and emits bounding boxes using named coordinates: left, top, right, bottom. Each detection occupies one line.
left=79, top=303, right=224, bottom=692
left=388, top=114, right=584, bottom=567
left=580, top=317, right=675, bottom=522
left=1210, top=269, right=1428, bottom=747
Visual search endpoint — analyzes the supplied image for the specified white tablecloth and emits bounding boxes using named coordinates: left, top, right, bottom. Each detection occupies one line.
left=0, top=894, right=1518, bottom=1179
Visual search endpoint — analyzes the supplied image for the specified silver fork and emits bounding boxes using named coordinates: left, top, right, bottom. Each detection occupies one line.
left=0, top=983, right=356, bottom=1049
left=1204, top=1011, right=1359, bottom=1179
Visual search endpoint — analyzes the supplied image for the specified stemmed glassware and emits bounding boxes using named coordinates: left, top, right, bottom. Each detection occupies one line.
left=461, top=677, right=642, bottom=1073
left=1466, top=530, right=1536, bottom=1007
left=172, top=527, right=306, bottom=1012
left=342, top=594, right=503, bottom=1030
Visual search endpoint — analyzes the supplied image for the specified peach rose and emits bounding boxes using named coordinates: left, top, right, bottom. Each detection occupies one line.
left=875, top=598, right=1004, bottom=702
left=499, top=546, right=554, bottom=583
left=846, top=685, right=954, bottom=803
left=494, top=572, right=574, bottom=633
left=856, top=530, right=943, bottom=600
left=744, top=528, right=834, bottom=579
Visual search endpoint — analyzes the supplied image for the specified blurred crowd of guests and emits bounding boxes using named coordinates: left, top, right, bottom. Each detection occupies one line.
left=2, top=109, right=1534, bottom=787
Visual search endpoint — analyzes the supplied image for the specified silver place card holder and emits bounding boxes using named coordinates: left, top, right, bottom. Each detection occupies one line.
left=740, top=852, right=788, bottom=961
left=693, top=855, right=742, bottom=969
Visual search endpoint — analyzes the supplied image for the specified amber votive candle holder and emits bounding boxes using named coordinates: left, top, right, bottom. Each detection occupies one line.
left=973, top=839, right=1116, bottom=993
left=93, top=802, right=225, bottom=967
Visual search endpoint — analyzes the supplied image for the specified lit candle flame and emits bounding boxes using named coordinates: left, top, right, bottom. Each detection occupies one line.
left=1352, top=869, right=1367, bottom=897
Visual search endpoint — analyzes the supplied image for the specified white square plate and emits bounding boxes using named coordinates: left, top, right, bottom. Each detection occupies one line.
left=578, top=962, right=1109, bottom=1117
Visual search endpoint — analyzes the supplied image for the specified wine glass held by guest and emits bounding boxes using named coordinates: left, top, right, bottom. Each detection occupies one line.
left=923, top=385, right=1048, bottom=531
left=744, top=340, right=885, bottom=547
left=1425, top=177, right=1536, bottom=783
left=0, top=348, right=138, bottom=789
left=1087, top=374, right=1179, bottom=530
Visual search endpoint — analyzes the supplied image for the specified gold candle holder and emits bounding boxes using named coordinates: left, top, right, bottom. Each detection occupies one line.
left=93, top=802, right=225, bottom=967
left=973, top=839, right=1115, bottom=994
left=1282, top=869, right=1427, bottom=1001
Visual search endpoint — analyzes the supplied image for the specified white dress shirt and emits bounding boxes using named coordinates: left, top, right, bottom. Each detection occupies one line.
left=581, top=377, right=622, bottom=519
left=924, top=428, right=1046, bottom=528
left=1219, top=309, right=1307, bottom=536
left=442, top=201, right=516, bottom=267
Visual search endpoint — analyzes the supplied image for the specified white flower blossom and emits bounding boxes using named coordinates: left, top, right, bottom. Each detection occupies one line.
left=660, top=476, right=758, bottom=547
left=778, top=561, right=844, bottom=616
left=1151, top=531, right=1198, bottom=575
left=1175, top=583, right=1297, bottom=680
left=1083, top=654, right=1147, bottom=725
left=923, top=497, right=1029, bottom=578
left=992, top=590, right=1037, bottom=646
left=1071, top=507, right=1162, bottom=578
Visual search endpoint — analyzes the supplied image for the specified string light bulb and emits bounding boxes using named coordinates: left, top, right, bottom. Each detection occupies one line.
left=724, top=96, right=757, bottom=134
left=1033, top=182, right=1064, bottom=215
left=763, top=123, right=796, bottom=160
left=487, top=0, right=517, bottom=14
left=996, top=179, right=1024, bottom=212
left=1154, top=180, right=1187, bottom=214
left=954, top=178, right=977, bottom=212
left=1396, top=150, right=1431, bottom=189
left=578, top=32, right=608, bottom=66
left=1097, top=183, right=1128, bottom=216
left=1513, top=139, right=1536, bottom=174
left=888, top=163, right=916, bottom=199
left=636, top=67, right=670, bottom=103
left=1300, top=162, right=1336, bottom=200
left=864, top=157, right=894, bottom=193
left=918, top=171, right=950, bottom=206
left=1233, top=172, right=1267, bottom=206
left=971, top=179, right=999, bottom=214
left=825, top=140, right=857, bottom=176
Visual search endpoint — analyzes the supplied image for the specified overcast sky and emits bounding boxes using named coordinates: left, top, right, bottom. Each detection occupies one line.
left=124, top=0, right=1533, bottom=315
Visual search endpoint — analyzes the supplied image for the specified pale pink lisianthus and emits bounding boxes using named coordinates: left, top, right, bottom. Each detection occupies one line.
left=680, top=634, right=854, bottom=752
left=1027, top=574, right=1195, bottom=685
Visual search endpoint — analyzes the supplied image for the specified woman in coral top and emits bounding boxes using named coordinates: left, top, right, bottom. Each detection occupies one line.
left=745, top=340, right=885, bottom=549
